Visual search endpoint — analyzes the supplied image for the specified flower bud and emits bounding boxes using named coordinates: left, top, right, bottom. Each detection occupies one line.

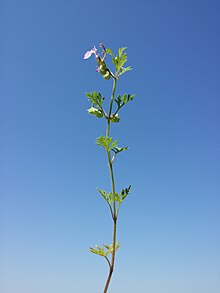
left=99, top=64, right=107, bottom=75
left=88, top=107, right=103, bottom=118
left=110, top=113, right=120, bottom=123
left=103, top=71, right=111, bottom=80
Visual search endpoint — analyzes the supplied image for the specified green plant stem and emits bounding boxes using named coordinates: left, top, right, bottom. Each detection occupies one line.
left=103, top=77, right=118, bottom=293
left=103, top=219, right=117, bottom=293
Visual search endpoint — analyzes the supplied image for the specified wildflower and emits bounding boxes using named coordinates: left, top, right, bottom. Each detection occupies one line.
left=84, top=44, right=111, bottom=80
left=83, top=46, right=99, bottom=60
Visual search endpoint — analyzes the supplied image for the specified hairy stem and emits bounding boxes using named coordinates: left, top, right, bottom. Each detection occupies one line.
left=103, top=77, right=118, bottom=293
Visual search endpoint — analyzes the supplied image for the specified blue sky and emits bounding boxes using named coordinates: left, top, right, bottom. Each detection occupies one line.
left=1, top=0, right=220, bottom=292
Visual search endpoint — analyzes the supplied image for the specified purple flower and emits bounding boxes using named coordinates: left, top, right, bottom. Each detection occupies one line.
left=84, top=44, right=111, bottom=80
left=83, top=46, right=99, bottom=59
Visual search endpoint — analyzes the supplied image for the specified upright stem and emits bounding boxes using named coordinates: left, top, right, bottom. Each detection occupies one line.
left=103, top=219, right=117, bottom=293
left=106, top=78, right=117, bottom=137
left=103, top=77, right=118, bottom=293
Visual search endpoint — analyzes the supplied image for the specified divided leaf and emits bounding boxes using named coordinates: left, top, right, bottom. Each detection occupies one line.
left=86, top=91, right=105, bottom=108
left=119, top=66, right=132, bottom=76
left=98, top=186, right=131, bottom=205
left=112, top=146, right=128, bottom=155
left=118, top=47, right=127, bottom=58
left=105, top=48, right=114, bottom=57
left=105, top=47, right=132, bottom=77
left=89, top=245, right=106, bottom=257
left=109, top=47, right=130, bottom=74
left=114, top=94, right=135, bottom=110
left=96, top=136, right=118, bottom=152
left=89, top=242, right=120, bottom=257
left=120, top=185, right=131, bottom=201
left=98, top=189, right=121, bottom=204
left=98, top=188, right=112, bottom=204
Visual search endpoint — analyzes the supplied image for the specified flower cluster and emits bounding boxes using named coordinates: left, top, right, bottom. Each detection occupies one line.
left=84, top=44, right=111, bottom=80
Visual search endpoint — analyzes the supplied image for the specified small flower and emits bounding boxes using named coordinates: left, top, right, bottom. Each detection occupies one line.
left=84, top=44, right=112, bottom=80
left=83, top=46, right=99, bottom=59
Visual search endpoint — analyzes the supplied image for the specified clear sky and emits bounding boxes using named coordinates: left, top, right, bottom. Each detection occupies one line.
left=1, top=0, right=220, bottom=292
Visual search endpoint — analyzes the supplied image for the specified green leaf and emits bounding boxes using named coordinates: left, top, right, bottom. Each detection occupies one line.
left=120, top=185, right=131, bottom=201
left=118, top=47, right=127, bottom=57
left=85, top=91, right=105, bottom=108
left=113, top=193, right=122, bottom=203
left=119, top=66, right=132, bottom=76
left=107, top=47, right=132, bottom=77
left=128, top=94, right=135, bottom=101
left=98, top=188, right=111, bottom=204
left=122, top=94, right=135, bottom=105
left=103, top=242, right=120, bottom=254
left=89, top=245, right=106, bottom=257
left=114, top=95, right=122, bottom=107
left=117, top=58, right=127, bottom=71
left=98, top=189, right=124, bottom=204
left=96, top=136, right=112, bottom=150
left=106, top=48, right=114, bottom=57
left=122, top=94, right=127, bottom=103
left=96, top=136, right=118, bottom=151
left=112, top=146, right=128, bottom=154
left=114, top=94, right=135, bottom=114
left=110, top=139, right=118, bottom=149
left=116, top=48, right=128, bottom=71
left=96, top=136, right=110, bottom=150
left=112, top=56, right=118, bottom=68
left=89, top=242, right=120, bottom=257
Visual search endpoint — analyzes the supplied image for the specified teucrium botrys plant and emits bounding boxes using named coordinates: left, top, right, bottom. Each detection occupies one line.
left=84, top=43, right=135, bottom=293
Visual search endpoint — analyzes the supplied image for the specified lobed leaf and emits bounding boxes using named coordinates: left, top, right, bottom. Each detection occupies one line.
left=114, top=94, right=135, bottom=112
left=105, top=48, right=114, bottom=57
left=96, top=136, right=112, bottom=150
left=96, top=136, right=118, bottom=152
left=112, top=146, right=128, bottom=154
left=86, top=91, right=105, bottom=108
left=120, top=185, right=131, bottom=201
left=118, top=47, right=127, bottom=57
left=98, top=188, right=111, bottom=204
left=119, top=66, right=132, bottom=76
left=89, top=242, right=120, bottom=257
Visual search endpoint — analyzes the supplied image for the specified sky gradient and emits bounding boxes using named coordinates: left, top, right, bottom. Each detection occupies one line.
left=1, top=0, right=220, bottom=292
